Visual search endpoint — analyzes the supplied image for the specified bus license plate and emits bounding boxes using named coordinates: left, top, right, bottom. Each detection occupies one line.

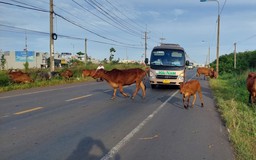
left=163, top=80, right=170, bottom=84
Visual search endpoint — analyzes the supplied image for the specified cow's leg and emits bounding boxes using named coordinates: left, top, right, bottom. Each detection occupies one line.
left=119, top=85, right=129, bottom=98
left=198, top=88, right=204, bottom=107
left=182, top=94, right=187, bottom=109
left=187, top=95, right=191, bottom=108
left=248, top=93, right=252, bottom=104
left=111, top=88, right=117, bottom=99
left=139, top=81, right=146, bottom=99
left=252, top=92, right=256, bottom=104
left=131, top=81, right=141, bottom=99
left=191, top=94, right=196, bottom=108
left=183, top=93, right=190, bottom=109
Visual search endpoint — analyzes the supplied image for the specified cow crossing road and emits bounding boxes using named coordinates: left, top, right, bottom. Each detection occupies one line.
left=0, top=69, right=234, bottom=160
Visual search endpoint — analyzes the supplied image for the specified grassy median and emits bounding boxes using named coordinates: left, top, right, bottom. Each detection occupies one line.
left=210, top=72, right=256, bottom=160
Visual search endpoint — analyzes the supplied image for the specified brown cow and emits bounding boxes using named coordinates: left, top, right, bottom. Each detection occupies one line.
left=8, top=70, right=33, bottom=83
left=180, top=80, right=204, bottom=109
left=92, top=68, right=147, bottom=99
left=61, top=69, right=73, bottom=80
left=246, top=72, right=256, bottom=104
left=82, top=69, right=96, bottom=78
left=210, top=70, right=218, bottom=79
left=197, top=67, right=214, bottom=80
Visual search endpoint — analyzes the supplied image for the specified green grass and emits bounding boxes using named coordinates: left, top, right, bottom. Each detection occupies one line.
left=210, top=71, right=256, bottom=160
left=0, top=63, right=146, bottom=93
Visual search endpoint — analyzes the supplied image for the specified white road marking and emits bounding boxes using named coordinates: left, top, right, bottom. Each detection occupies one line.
left=14, top=107, right=44, bottom=115
left=66, top=94, right=93, bottom=102
left=1, top=114, right=10, bottom=118
left=100, top=90, right=179, bottom=160
left=101, top=76, right=195, bottom=160
left=103, top=90, right=112, bottom=93
left=0, top=83, right=96, bottom=99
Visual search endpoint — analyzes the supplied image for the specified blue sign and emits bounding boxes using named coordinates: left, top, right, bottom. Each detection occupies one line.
left=15, top=51, right=34, bottom=62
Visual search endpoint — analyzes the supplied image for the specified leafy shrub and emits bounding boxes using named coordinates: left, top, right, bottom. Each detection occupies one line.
left=0, top=71, right=10, bottom=86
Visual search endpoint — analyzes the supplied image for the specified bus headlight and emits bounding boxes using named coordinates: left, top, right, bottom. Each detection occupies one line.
left=178, top=73, right=184, bottom=80
left=149, top=71, right=155, bottom=78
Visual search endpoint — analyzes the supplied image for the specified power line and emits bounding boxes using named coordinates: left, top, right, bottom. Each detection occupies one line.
left=83, top=0, right=140, bottom=36
left=54, top=4, right=141, bottom=46
left=0, top=24, right=143, bottom=49
left=236, top=34, right=256, bottom=44
left=104, top=0, right=145, bottom=32
left=72, top=0, right=139, bottom=38
left=92, top=0, right=142, bottom=35
left=0, top=1, right=49, bottom=13
left=220, top=0, right=227, bottom=16
left=54, top=12, right=140, bottom=47
left=0, top=0, right=141, bottom=47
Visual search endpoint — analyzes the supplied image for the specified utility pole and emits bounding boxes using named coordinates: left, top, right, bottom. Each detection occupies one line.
left=216, top=13, right=220, bottom=76
left=234, top=42, right=237, bottom=69
left=144, top=31, right=148, bottom=59
left=160, top=33, right=165, bottom=44
left=25, top=30, right=28, bottom=63
left=142, top=31, right=149, bottom=59
left=200, top=0, right=220, bottom=77
left=84, top=38, right=87, bottom=64
left=49, top=0, right=54, bottom=72
left=208, top=45, right=210, bottom=66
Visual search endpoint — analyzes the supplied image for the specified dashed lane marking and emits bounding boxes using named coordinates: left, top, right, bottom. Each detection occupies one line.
left=14, top=107, right=44, bottom=115
left=65, top=94, right=93, bottom=102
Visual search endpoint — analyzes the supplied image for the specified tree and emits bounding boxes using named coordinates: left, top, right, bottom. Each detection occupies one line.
left=0, top=54, right=6, bottom=70
left=76, top=51, right=85, bottom=60
left=109, top=47, right=116, bottom=62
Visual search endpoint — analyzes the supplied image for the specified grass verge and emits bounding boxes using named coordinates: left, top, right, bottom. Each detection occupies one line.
left=209, top=72, right=256, bottom=160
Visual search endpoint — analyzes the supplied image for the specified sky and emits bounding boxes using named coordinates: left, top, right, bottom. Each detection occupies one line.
left=0, top=0, right=255, bottom=65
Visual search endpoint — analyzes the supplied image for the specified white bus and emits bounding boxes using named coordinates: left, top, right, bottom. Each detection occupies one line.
left=145, top=44, right=188, bottom=88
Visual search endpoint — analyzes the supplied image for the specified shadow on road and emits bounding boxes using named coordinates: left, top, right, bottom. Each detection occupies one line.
left=66, top=137, right=121, bottom=160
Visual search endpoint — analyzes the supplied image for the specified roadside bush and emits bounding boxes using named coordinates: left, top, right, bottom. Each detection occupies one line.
left=0, top=71, right=9, bottom=86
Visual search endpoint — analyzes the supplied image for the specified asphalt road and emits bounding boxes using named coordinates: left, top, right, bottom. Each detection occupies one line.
left=0, top=69, right=234, bottom=160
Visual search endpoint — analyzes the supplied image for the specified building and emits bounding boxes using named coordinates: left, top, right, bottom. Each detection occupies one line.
left=1, top=51, right=48, bottom=69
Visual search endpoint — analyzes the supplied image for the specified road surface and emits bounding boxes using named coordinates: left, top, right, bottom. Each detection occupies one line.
left=0, top=69, right=234, bottom=160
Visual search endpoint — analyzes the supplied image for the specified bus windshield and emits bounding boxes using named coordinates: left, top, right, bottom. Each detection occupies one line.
left=150, top=49, right=185, bottom=67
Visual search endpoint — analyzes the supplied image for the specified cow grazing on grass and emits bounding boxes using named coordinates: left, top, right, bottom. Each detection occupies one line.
left=197, top=67, right=215, bottom=80
left=92, top=68, right=147, bottom=99
left=36, top=71, right=51, bottom=81
left=246, top=72, right=256, bottom=104
left=61, top=69, right=73, bottom=80
left=82, top=69, right=96, bottom=78
left=180, top=80, right=204, bottom=109
left=8, top=70, right=33, bottom=83
left=50, top=71, right=60, bottom=79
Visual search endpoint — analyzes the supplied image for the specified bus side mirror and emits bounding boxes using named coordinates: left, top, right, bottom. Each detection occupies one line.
left=145, top=58, right=149, bottom=64
left=185, top=60, right=189, bottom=66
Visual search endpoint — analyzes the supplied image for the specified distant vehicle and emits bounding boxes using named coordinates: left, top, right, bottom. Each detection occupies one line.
left=187, top=62, right=194, bottom=69
left=145, top=43, right=189, bottom=88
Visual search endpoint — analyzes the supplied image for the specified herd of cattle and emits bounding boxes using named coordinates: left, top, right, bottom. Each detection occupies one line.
left=6, top=66, right=256, bottom=107
left=7, top=69, right=74, bottom=83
